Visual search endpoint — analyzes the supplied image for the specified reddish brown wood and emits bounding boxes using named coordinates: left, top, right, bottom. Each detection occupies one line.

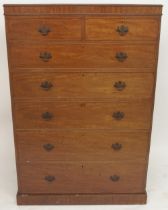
left=4, top=4, right=162, bottom=205
left=17, top=192, right=147, bottom=205
left=6, top=17, right=82, bottom=41
left=14, top=100, right=152, bottom=130
left=16, top=130, right=149, bottom=162
left=4, top=4, right=162, bottom=16
left=11, top=72, right=154, bottom=99
left=18, top=161, right=146, bottom=194
left=9, top=42, right=156, bottom=69
left=86, top=17, right=160, bottom=41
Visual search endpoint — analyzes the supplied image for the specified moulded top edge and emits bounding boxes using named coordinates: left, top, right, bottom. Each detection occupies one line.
left=3, top=4, right=163, bottom=16
left=3, top=4, right=163, bottom=7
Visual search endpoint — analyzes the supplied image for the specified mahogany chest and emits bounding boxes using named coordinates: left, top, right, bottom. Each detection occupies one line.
left=4, top=4, right=162, bottom=205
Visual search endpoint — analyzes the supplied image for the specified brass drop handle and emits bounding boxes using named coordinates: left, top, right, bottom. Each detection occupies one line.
left=110, top=175, right=120, bottom=182
left=41, top=81, right=53, bottom=91
left=38, top=26, right=51, bottom=36
left=116, top=52, right=127, bottom=62
left=112, top=143, right=122, bottom=150
left=114, top=81, right=126, bottom=91
left=39, top=52, right=52, bottom=62
left=116, top=25, right=128, bottom=36
left=42, top=112, right=53, bottom=120
left=43, top=143, right=55, bottom=151
left=45, top=175, right=55, bottom=182
left=113, top=111, right=124, bottom=120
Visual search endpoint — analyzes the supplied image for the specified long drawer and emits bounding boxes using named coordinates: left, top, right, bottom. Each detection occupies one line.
left=14, top=100, right=152, bottom=130
left=16, top=130, right=149, bottom=162
left=19, top=161, right=146, bottom=194
left=6, top=17, right=82, bottom=40
left=9, top=43, right=156, bottom=68
left=12, top=72, right=154, bottom=99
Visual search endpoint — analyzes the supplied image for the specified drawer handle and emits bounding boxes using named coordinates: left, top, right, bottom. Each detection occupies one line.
left=45, top=175, right=55, bottom=182
left=114, top=81, right=126, bottom=91
left=43, top=143, right=55, bottom=151
left=38, top=26, right=51, bottom=36
left=110, top=175, right=120, bottom=182
left=41, top=81, right=53, bottom=91
left=116, top=52, right=127, bottom=62
left=42, top=112, right=53, bottom=120
left=112, top=143, right=122, bottom=150
left=116, top=25, right=128, bottom=36
left=113, top=111, right=124, bottom=120
left=39, top=52, right=52, bottom=62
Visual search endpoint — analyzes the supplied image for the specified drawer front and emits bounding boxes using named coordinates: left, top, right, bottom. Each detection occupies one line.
left=6, top=17, right=82, bottom=40
left=16, top=131, right=149, bottom=161
left=14, top=100, right=152, bottom=129
left=19, top=161, right=146, bottom=194
left=12, top=72, right=154, bottom=99
left=86, top=18, right=159, bottom=41
left=9, top=43, right=156, bottom=68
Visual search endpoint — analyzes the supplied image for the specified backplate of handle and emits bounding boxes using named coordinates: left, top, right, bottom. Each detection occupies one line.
left=110, top=175, right=120, bottom=182
left=43, top=143, right=55, bottom=151
left=116, top=52, right=127, bottom=62
left=40, top=81, right=53, bottom=91
left=39, top=52, right=52, bottom=62
left=113, top=111, right=125, bottom=120
left=42, top=112, right=53, bottom=120
left=116, top=25, right=128, bottom=36
left=38, top=26, right=51, bottom=36
left=112, top=143, right=122, bottom=150
left=114, top=81, right=126, bottom=91
left=45, top=175, right=55, bottom=182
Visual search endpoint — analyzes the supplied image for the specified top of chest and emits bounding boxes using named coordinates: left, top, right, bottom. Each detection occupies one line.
left=4, top=4, right=162, bottom=16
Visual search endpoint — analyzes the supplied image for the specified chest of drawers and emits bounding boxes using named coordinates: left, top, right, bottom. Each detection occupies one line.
left=4, top=4, right=162, bottom=205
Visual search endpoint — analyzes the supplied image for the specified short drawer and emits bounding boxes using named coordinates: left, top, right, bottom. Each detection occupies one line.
left=9, top=43, right=156, bottom=68
left=6, top=17, right=82, bottom=40
left=14, top=100, right=152, bottom=130
left=86, top=17, right=159, bottom=41
left=19, top=161, right=146, bottom=194
left=16, top=130, right=149, bottom=162
left=12, top=72, right=154, bottom=99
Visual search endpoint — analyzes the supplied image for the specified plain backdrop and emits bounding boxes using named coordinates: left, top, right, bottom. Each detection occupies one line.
left=0, top=0, right=168, bottom=210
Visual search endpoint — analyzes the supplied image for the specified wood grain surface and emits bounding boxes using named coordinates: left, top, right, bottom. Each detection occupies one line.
left=18, top=161, right=146, bottom=194
left=6, top=17, right=82, bottom=41
left=12, top=72, right=154, bottom=99
left=86, top=17, right=160, bottom=41
left=9, top=42, right=156, bottom=69
left=4, top=4, right=162, bottom=205
left=14, top=100, right=152, bottom=130
left=16, top=130, right=149, bottom=162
